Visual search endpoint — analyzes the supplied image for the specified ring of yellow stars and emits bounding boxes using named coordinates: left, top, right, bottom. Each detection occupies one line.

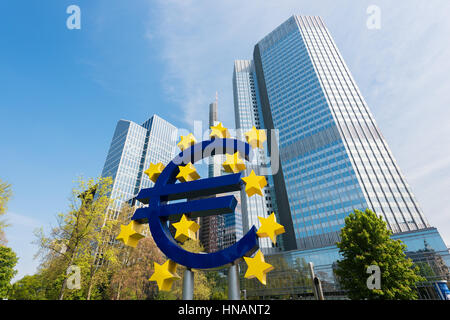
left=172, top=214, right=200, bottom=242
left=176, top=162, right=201, bottom=183
left=144, top=162, right=165, bottom=183
left=241, top=170, right=267, bottom=197
left=222, top=152, right=246, bottom=173
left=177, top=133, right=197, bottom=151
left=116, top=221, right=145, bottom=248
left=257, top=212, right=285, bottom=244
left=149, top=260, right=181, bottom=291
left=210, top=122, right=230, bottom=139
left=245, top=126, right=267, bottom=149
left=243, top=250, right=274, bottom=285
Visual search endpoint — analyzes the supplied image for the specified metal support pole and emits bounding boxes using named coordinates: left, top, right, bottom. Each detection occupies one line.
left=182, top=268, right=194, bottom=300
left=314, top=277, right=325, bottom=300
left=228, top=263, right=240, bottom=300
left=308, top=262, right=318, bottom=300
left=308, top=262, right=324, bottom=300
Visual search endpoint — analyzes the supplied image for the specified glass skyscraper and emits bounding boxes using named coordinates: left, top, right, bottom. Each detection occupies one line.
left=101, top=114, right=178, bottom=219
left=200, top=98, right=243, bottom=252
left=252, top=15, right=435, bottom=250
left=233, top=60, right=281, bottom=254
left=234, top=15, right=449, bottom=280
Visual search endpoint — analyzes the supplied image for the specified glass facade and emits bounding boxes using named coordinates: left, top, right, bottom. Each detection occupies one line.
left=252, top=15, right=431, bottom=250
left=284, top=227, right=449, bottom=287
left=233, top=60, right=281, bottom=254
left=239, top=227, right=449, bottom=300
left=101, top=115, right=177, bottom=219
left=234, top=15, right=449, bottom=299
left=200, top=100, right=243, bottom=252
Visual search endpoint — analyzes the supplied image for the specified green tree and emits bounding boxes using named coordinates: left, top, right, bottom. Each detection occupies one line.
left=335, top=209, right=425, bottom=300
left=206, top=271, right=227, bottom=300
left=167, top=239, right=214, bottom=300
left=9, top=274, right=47, bottom=300
left=0, top=179, right=12, bottom=245
left=0, top=245, right=18, bottom=299
left=108, top=204, right=164, bottom=300
left=34, top=176, right=118, bottom=300
left=415, top=261, right=436, bottom=279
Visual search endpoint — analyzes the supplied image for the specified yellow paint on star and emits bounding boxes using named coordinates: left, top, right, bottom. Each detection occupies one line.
left=210, top=122, right=230, bottom=139
left=144, top=162, right=165, bottom=183
left=172, top=214, right=200, bottom=242
left=149, top=259, right=181, bottom=291
left=243, top=250, right=274, bottom=285
left=116, top=221, right=145, bottom=248
left=222, top=152, right=246, bottom=173
left=245, top=126, right=267, bottom=149
left=257, top=212, right=285, bottom=244
left=177, top=133, right=197, bottom=151
left=176, top=162, right=201, bottom=183
left=241, top=170, right=267, bottom=197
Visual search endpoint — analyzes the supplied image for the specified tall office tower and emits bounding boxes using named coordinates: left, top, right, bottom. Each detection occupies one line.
left=200, top=99, right=225, bottom=252
left=200, top=98, right=244, bottom=252
left=101, top=115, right=178, bottom=219
left=235, top=15, right=448, bottom=272
left=208, top=99, right=223, bottom=178
left=233, top=60, right=281, bottom=254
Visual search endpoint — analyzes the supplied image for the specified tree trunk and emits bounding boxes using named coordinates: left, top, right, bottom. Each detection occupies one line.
left=116, top=281, right=122, bottom=300
left=87, top=280, right=93, bottom=300
left=59, top=251, right=76, bottom=300
left=86, top=266, right=96, bottom=300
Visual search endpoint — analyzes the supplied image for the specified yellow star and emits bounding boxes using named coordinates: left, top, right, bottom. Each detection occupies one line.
left=243, top=250, right=274, bottom=285
left=172, top=214, right=200, bottom=242
left=149, top=260, right=181, bottom=291
left=116, top=221, right=145, bottom=248
left=245, top=126, right=267, bottom=149
left=222, top=152, right=246, bottom=173
left=241, top=170, right=267, bottom=197
left=177, top=133, right=197, bottom=151
left=176, top=162, right=200, bottom=183
left=144, top=162, right=165, bottom=183
left=257, top=212, right=285, bottom=244
left=210, top=122, right=230, bottom=139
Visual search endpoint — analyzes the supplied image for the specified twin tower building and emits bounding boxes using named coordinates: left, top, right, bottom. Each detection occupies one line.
left=101, top=16, right=449, bottom=280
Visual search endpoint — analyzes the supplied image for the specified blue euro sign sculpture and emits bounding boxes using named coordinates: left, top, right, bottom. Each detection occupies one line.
left=132, top=138, right=259, bottom=269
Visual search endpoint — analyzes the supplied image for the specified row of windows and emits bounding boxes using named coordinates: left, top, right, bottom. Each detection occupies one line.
left=301, top=23, right=428, bottom=232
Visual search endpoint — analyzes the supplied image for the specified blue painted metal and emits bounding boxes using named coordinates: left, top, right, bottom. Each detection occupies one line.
left=136, top=172, right=244, bottom=203
left=133, top=195, right=238, bottom=221
left=132, top=138, right=259, bottom=269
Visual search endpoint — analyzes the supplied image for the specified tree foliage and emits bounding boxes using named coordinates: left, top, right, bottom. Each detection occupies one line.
left=0, top=245, right=18, bottom=298
left=108, top=212, right=165, bottom=300
left=9, top=274, right=47, bottom=300
left=10, top=175, right=236, bottom=300
left=0, top=179, right=12, bottom=245
left=335, top=209, right=425, bottom=300
left=34, top=176, right=120, bottom=300
left=168, top=239, right=214, bottom=300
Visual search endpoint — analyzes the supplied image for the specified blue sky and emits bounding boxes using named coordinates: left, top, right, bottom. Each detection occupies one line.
left=1, top=0, right=450, bottom=281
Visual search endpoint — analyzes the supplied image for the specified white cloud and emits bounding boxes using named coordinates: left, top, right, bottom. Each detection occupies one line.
left=344, top=0, right=450, bottom=244
left=6, top=212, right=42, bottom=228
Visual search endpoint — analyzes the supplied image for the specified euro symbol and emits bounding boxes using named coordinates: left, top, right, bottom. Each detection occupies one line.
left=132, top=138, right=259, bottom=269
